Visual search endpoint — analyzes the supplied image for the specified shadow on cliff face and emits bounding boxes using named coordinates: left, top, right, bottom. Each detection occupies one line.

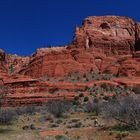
left=135, top=39, right=140, bottom=51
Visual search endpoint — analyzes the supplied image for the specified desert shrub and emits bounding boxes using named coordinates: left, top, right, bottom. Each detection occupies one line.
left=85, top=101, right=94, bottom=113
left=24, top=106, right=36, bottom=114
left=38, top=116, right=47, bottom=123
left=85, top=100, right=101, bottom=115
left=72, top=100, right=80, bottom=106
left=69, top=119, right=80, bottom=123
left=22, top=124, right=36, bottom=130
left=22, top=125, right=30, bottom=130
left=16, top=106, right=46, bottom=115
left=116, top=86, right=133, bottom=95
left=132, top=87, right=140, bottom=94
left=79, top=93, right=84, bottom=97
left=112, top=95, right=117, bottom=100
left=64, top=72, right=81, bottom=82
left=0, top=108, right=17, bottom=124
left=46, top=100, right=71, bottom=117
left=49, top=88, right=59, bottom=94
left=67, top=121, right=82, bottom=128
left=38, top=114, right=53, bottom=123
left=8, top=64, right=15, bottom=74
left=16, top=107, right=26, bottom=115
left=55, top=119, right=63, bottom=124
left=85, top=78, right=89, bottom=82
left=116, top=131, right=129, bottom=139
left=120, top=131, right=129, bottom=137
left=90, top=72, right=114, bottom=80
left=103, top=96, right=110, bottom=101
left=90, top=86, right=103, bottom=95
left=65, top=72, right=114, bottom=83
left=92, top=93, right=97, bottom=97
left=36, top=106, right=48, bottom=114
left=84, top=71, right=114, bottom=80
left=101, top=95, right=140, bottom=129
left=85, top=86, right=90, bottom=92
left=74, top=96, right=79, bottom=101
left=101, top=84, right=108, bottom=90
left=48, top=123, right=59, bottom=128
left=55, top=135, right=69, bottom=140
left=93, top=98, right=99, bottom=103
left=108, top=131, right=114, bottom=136
left=98, top=84, right=132, bottom=95
left=109, top=124, right=135, bottom=131
left=84, top=96, right=89, bottom=102
left=72, top=122, right=82, bottom=128
left=101, top=74, right=113, bottom=80
left=30, top=124, right=36, bottom=130
left=0, top=86, right=12, bottom=107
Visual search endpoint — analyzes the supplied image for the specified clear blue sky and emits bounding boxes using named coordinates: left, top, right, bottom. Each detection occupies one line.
left=0, top=0, right=140, bottom=56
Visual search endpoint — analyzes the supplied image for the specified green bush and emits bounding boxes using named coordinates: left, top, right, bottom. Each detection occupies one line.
left=93, top=98, right=99, bottom=103
left=79, top=93, right=84, bottom=97
left=0, top=108, right=17, bottom=125
left=112, top=95, right=117, bottom=100
left=116, top=131, right=129, bottom=139
left=102, top=96, right=140, bottom=130
left=103, top=96, right=110, bottom=101
left=108, top=131, right=114, bottom=136
left=109, top=124, right=136, bottom=131
left=16, top=106, right=34, bottom=115
left=101, top=84, right=108, bottom=90
left=47, top=100, right=71, bottom=117
left=55, top=135, right=69, bottom=140
left=132, top=87, right=140, bottom=94
left=92, top=93, right=97, bottom=97
left=67, top=121, right=82, bottom=128
left=84, top=97, right=89, bottom=102
left=74, top=96, right=79, bottom=101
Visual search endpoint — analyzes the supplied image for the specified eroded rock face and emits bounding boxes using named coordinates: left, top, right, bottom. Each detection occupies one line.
left=135, top=23, right=140, bottom=51
left=18, top=16, right=140, bottom=78
left=0, top=49, right=8, bottom=80
left=1, top=16, right=140, bottom=106
left=5, top=54, right=29, bottom=75
left=20, top=47, right=99, bottom=77
left=71, top=16, right=136, bottom=55
left=0, top=49, right=30, bottom=82
left=118, top=59, right=140, bottom=77
left=0, top=16, right=139, bottom=79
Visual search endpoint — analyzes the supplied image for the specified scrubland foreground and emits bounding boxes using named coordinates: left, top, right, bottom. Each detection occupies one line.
left=0, top=15, right=140, bottom=139
left=1, top=94, right=140, bottom=140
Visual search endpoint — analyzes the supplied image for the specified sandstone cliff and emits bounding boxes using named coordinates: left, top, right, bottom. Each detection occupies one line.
left=1, top=15, right=140, bottom=106
left=18, top=16, right=140, bottom=78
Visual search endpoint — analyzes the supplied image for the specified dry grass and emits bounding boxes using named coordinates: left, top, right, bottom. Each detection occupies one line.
left=0, top=112, right=139, bottom=140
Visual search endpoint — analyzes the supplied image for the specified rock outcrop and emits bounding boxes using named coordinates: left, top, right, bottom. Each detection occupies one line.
left=71, top=16, right=137, bottom=55
left=19, top=47, right=99, bottom=77
left=0, top=49, right=7, bottom=80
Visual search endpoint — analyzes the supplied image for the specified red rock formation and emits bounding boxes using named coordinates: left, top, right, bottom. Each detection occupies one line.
left=19, top=47, right=99, bottom=78
left=0, top=49, right=9, bottom=80
left=118, top=59, right=140, bottom=77
left=5, top=54, right=29, bottom=74
left=0, top=49, right=29, bottom=81
left=71, top=16, right=136, bottom=55
left=135, top=23, right=140, bottom=51
left=0, top=16, right=140, bottom=106
left=18, top=16, right=140, bottom=78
